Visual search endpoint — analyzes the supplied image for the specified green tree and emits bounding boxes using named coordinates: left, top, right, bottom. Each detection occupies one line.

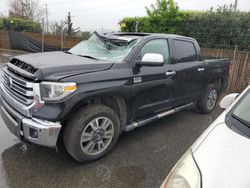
left=146, top=0, right=179, bottom=18
left=144, top=0, right=183, bottom=33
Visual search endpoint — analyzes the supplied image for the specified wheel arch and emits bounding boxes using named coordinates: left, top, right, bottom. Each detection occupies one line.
left=208, top=76, right=223, bottom=92
left=63, top=94, right=129, bottom=132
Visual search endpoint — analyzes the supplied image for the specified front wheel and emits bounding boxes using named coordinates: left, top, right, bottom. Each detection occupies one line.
left=64, top=104, right=120, bottom=163
left=196, top=84, right=219, bottom=114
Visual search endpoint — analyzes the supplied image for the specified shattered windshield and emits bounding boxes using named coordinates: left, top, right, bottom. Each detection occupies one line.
left=68, top=32, right=139, bottom=62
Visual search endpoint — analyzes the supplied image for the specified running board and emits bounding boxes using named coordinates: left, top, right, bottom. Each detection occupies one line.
left=124, top=102, right=194, bottom=132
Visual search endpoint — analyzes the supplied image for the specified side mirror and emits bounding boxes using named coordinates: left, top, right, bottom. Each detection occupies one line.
left=220, top=93, right=239, bottom=109
left=137, top=53, right=164, bottom=67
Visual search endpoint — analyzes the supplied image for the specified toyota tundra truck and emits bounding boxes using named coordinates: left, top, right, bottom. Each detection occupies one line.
left=0, top=32, right=230, bottom=162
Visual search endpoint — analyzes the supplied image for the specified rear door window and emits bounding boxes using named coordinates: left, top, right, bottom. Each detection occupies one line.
left=174, top=40, right=197, bottom=63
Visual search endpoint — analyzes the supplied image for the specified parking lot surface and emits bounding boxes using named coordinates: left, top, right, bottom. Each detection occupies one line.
left=0, top=51, right=223, bottom=188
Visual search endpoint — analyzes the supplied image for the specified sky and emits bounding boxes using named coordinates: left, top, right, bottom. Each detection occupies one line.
left=0, top=0, right=250, bottom=32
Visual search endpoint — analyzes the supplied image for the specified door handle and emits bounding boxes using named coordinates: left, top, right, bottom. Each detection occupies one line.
left=166, top=71, right=176, bottom=76
left=198, top=68, right=205, bottom=72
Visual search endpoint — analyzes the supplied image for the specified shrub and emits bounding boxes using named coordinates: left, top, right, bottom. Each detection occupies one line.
left=0, top=17, right=42, bottom=33
left=120, top=3, right=250, bottom=50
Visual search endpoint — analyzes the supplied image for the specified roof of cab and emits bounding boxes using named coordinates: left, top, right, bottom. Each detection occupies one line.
left=107, top=32, right=195, bottom=41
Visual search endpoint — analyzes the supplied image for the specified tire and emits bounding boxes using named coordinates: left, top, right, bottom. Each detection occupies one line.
left=64, top=104, right=120, bottom=163
left=196, top=84, right=219, bottom=114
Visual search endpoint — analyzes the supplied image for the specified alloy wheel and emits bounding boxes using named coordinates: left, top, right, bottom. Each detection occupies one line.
left=80, top=117, right=114, bottom=155
left=207, top=89, right=217, bottom=111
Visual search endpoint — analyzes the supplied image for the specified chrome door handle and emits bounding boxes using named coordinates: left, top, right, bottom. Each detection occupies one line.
left=198, top=68, right=205, bottom=72
left=166, top=71, right=176, bottom=76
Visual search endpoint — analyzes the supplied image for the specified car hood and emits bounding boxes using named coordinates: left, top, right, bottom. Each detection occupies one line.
left=193, top=121, right=250, bottom=188
left=7, top=51, right=114, bottom=81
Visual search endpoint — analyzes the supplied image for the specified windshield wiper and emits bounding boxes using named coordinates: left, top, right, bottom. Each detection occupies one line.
left=232, top=113, right=250, bottom=127
left=77, top=55, right=98, bottom=60
left=65, top=51, right=98, bottom=60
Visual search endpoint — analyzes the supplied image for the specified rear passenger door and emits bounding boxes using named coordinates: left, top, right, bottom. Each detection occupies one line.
left=171, top=39, right=205, bottom=106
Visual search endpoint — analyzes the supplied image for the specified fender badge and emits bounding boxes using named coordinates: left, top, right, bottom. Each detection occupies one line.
left=133, top=77, right=142, bottom=83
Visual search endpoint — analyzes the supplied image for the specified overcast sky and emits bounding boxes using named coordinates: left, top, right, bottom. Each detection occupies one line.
left=0, top=0, right=250, bottom=32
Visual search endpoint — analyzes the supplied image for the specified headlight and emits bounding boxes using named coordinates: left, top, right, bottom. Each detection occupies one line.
left=161, top=151, right=201, bottom=188
left=39, top=82, right=77, bottom=101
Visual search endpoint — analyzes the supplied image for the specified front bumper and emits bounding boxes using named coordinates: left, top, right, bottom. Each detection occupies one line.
left=0, top=95, right=62, bottom=147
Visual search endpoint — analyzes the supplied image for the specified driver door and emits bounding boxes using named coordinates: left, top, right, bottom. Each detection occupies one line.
left=132, top=39, right=175, bottom=119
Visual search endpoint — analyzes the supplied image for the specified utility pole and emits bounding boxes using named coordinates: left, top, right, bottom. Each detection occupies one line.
left=61, top=20, right=64, bottom=51
left=41, top=18, right=45, bottom=52
left=45, top=3, right=49, bottom=33
left=234, top=0, right=238, bottom=11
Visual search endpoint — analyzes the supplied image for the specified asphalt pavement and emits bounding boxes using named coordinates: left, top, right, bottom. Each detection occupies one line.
left=0, top=51, right=223, bottom=188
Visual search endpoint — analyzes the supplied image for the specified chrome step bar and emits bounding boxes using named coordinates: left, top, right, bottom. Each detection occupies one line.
left=124, top=102, right=194, bottom=132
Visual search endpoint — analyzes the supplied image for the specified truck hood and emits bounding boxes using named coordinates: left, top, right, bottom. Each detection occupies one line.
left=7, top=51, right=114, bottom=81
left=193, top=122, right=250, bottom=188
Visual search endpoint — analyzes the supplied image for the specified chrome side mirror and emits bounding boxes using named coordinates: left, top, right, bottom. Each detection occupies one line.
left=220, top=93, right=239, bottom=109
left=138, top=53, right=164, bottom=66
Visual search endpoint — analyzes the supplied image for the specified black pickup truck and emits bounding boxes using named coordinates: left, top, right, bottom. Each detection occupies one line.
left=0, top=32, right=230, bottom=162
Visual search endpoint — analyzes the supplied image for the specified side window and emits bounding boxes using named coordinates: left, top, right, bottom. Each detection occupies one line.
left=139, top=39, right=170, bottom=64
left=174, top=40, right=197, bottom=63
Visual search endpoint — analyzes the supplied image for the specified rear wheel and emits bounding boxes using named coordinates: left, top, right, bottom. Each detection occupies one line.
left=64, top=104, right=120, bottom=163
left=197, top=84, right=219, bottom=114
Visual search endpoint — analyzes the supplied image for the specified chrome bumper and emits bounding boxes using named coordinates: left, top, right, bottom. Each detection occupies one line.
left=22, top=118, right=61, bottom=147
left=0, top=95, right=62, bottom=147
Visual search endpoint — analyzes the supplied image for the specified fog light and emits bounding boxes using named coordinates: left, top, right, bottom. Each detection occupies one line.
left=29, top=128, right=38, bottom=138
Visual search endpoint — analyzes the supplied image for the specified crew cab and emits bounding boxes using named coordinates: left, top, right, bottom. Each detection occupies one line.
left=0, top=32, right=230, bottom=162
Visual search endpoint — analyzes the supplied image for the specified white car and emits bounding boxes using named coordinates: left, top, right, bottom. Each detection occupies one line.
left=161, top=85, right=250, bottom=188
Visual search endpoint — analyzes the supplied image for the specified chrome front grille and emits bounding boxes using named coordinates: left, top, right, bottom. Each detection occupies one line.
left=1, top=66, right=34, bottom=106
